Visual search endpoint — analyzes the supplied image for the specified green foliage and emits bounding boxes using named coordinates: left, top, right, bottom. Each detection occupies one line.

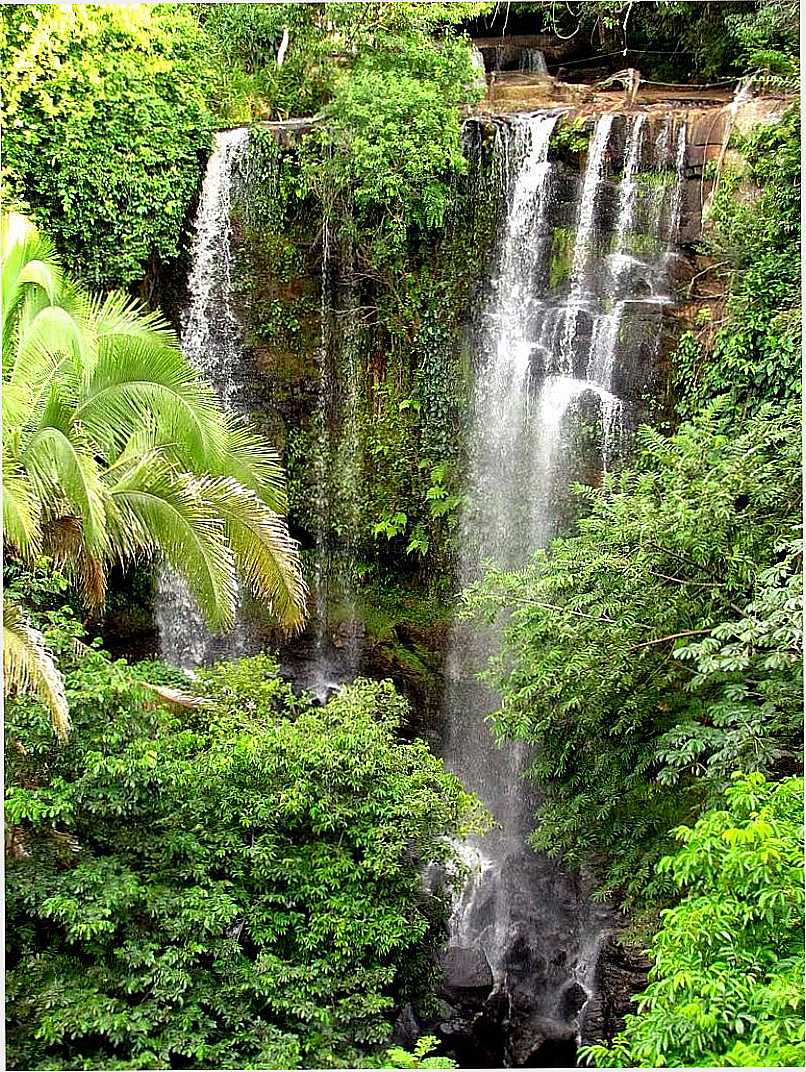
left=382, top=1035, right=457, bottom=1069
left=548, top=117, right=590, bottom=165
left=130, top=658, right=193, bottom=691
left=549, top=226, right=575, bottom=289
left=374, top=511, right=410, bottom=542
left=200, top=3, right=336, bottom=124
left=656, top=541, right=802, bottom=792
left=0, top=4, right=213, bottom=289
left=201, top=2, right=492, bottom=127
left=676, top=106, right=801, bottom=414
left=236, top=123, right=494, bottom=580
left=3, top=211, right=306, bottom=648
left=724, top=0, right=800, bottom=85
left=6, top=626, right=485, bottom=1070
left=582, top=773, right=804, bottom=1068
left=465, top=401, right=802, bottom=904
left=635, top=168, right=677, bottom=190
left=539, top=1, right=799, bottom=83
left=3, top=556, right=76, bottom=619
left=303, top=29, right=481, bottom=246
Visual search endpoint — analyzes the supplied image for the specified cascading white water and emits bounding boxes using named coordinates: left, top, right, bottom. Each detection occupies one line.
left=459, top=112, right=560, bottom=565
left=156, top=128, right=254, bottom=669
left=441, top=109, right=689, bottom=1061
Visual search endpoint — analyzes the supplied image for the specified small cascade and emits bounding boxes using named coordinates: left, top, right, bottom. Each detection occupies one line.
left=331, top=263, right=365, bottom=673
left=440, top=108, right=689, bottom=1063
left=668, top=121, right=689, bottom=242
left=308, top=214, right=337, bottom=697
left=569, top=114, right=615, bottom=295
left=585, top=113, right=645, bottom=448
left=156, top=128, right=255, bottom=669
left=519, top=48, right=548, bottom=75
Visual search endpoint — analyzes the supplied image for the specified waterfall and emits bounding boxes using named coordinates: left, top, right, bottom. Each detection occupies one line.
left=304, top=226, right=364, bottom=701
left=150, top=107, right=691, bottom=1057
left=156, top=128, right=255, bottom=669
left=441, top=109, right=688, bottom=1062
left=520, top=48, right=548, bottom=75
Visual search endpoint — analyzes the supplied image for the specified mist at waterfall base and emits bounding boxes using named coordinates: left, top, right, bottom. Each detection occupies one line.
left=435, top=110, right=688, bottom=1067
left=155, top=111, right=690, bottom=1066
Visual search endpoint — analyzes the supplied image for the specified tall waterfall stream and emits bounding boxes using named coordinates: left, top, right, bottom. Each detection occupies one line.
left=156, top=127, right=255, bottom=669
left=156, top=106, right=693, bottom=1066
left=440, top=109, right=688, bottom=1065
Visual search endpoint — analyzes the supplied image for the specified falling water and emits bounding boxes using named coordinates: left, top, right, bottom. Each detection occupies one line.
left=520, top=48, right=548, bottom=75
left=441, top=109, right=689, bottom=1061
left=156, top=128, right=256, bottom=669
left=298, top=225, right=364, bottom=702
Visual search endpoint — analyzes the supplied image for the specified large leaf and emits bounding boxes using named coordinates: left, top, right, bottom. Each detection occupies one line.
left=107, top=459, right=238, bottom=632
left=90, top=290, right=178, bottom=354
left=201, top=475, right=307, bottom=631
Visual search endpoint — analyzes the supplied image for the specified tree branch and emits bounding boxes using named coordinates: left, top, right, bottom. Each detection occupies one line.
left=630, top=629, right=711, bottom=652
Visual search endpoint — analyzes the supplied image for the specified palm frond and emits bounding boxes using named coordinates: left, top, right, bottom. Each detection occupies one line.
left=2, top=351, right=74, bottom=445
left=218, top=417, right=288, bottom=512
left=107, top=459, right=238, bottom=632
left=74, top=338, right=228, bottom=464
left=90, top=289, right=179, bottom=351
left=3, top=211, right=306, bottom=641
left=3, top=600, right=70, bottom=741
left=23, top=425, right=109, bottom=557
left=1, top=212, right=63, bottom=345
left=2, top=468, right=43, bottom=560
left=202, top=475, right=307, bottom=632
left=43, top=517, right=108, bottom=609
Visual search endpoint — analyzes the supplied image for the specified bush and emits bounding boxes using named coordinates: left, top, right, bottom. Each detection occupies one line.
left=6, top=631, right=484, bottom=1069
left=582, top=773, right=804, bottom=1068
left=1, top=5, right=213, bottom=289
left=301, top=23, right=483, bottom=247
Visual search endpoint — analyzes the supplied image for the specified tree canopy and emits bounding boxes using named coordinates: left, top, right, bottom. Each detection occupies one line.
left=1, top=4, right=213, bottom=289
left=6, top=610, right=485, bottom=1070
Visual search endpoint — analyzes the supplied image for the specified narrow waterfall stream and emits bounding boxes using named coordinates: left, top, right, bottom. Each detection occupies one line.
left=295, top=227, right=365, bottom=701
left=440, top=109, right=688, bottom=1065
left=156, top=127, right=256, bottom=669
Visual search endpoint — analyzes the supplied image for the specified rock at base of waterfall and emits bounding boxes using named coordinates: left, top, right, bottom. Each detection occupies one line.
left=578, top=931, right=652, bottom=1045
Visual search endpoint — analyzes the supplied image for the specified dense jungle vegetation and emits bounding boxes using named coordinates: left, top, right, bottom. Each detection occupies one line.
left=2, top=2, right=803, bottom=1070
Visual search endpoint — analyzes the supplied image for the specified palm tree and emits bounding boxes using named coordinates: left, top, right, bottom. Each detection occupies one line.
left=3, top=211, right=307, bottom=734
